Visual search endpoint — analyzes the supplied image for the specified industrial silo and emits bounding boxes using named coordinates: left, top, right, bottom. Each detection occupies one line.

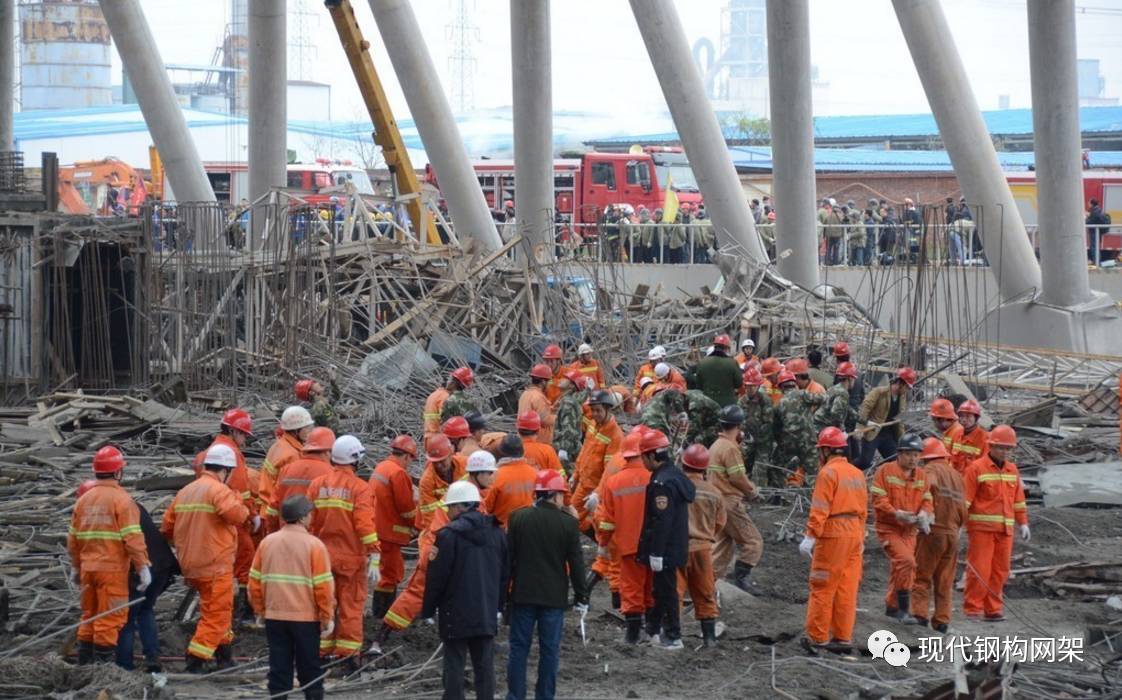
left=19, top=0, right=112, bottom=110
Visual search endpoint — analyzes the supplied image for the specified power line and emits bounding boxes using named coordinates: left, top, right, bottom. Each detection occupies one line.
left=444, top=0, right=478, bottom=114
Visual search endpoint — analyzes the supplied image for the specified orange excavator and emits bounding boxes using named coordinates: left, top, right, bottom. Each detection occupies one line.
left=58, top=154, right=157, bottom=216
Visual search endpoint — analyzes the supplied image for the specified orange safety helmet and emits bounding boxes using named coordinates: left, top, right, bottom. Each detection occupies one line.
left=640, top=429, right=671, bottom=454
left=834, top=361, right=858, bottom=379
left=76, top=478, right=99, bottom=499
left=786, top=358, right=809, bottom=374
left=761, top=357, right=782, bottom=376
left=542, top=344, right=563, bottom=361
left=221, top=408, right=254, bottom=436
left=92, top=446, right=126, bottom=474
left=563, top=368, right=584, bottom=386
left=895, top=366, right=918, bottom=387
left=530, top=364, right=554, bottom=381
left=389, top=434, right=418, bottom=457
left=681, top=443, right=710, bottom=471
left=442, top=416, right=471, bottom=439
left=426, top=435, right=454, bottom=462
left=957, top=399, right=982, bottom=416
left=988, top=424, right=1017, bottom=447
left=833, top=342, right=851, bottom=357
left=816, top=427, right=848, bottom=449
left=294, top=378, right=315, bottom=401
left=451, top=366, right=475, bottom=388
left=929, top=398, right=958, bottom=420
left=302, top=427, right=336, bottom=453
left=713, top=333, right=731, bottom=348
left=921, top=437, right=949, bottom=460
left=743, top=368, right=765, bottom=386
left=516, top=410, right=542, bottom=432
left=534, top=469, right=568, bottom=493
left=777, top=370, right=797, bottom=386
left=620, top=430, right=645, bottom=459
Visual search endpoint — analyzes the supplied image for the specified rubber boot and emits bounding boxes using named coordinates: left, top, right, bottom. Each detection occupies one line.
left=914, top=616, right=929, bottom=628
left=895, top=591, right=919, bottom=624
left=76, top=640, right=95, bottom=666
left=184, top=653, right=207, bottom=674
left=934, top=622, right=948, bottom=634
left=235, top=587, right=256, bottom=625
left=144, top=654, right=163, bottom=673
left=701, top=619, right=718, bottom=648
left=623, top=615, right=642, bottom=645
left=369, top=623, right=393, bottom=655
left=610, top=591, right=621, bottom=611
left=215, top=643, right=235, bottom=670
left=730, top=562, right=753, bottom=592
left=585, top=570, right=602, bottom=596
left=93, top=645, right=116, bottom=664
left=371, top=590, right=394, bottom=621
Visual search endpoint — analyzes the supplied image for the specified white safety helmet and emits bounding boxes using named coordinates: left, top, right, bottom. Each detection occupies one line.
left=331, top=434, right=366, bottom=465
left=466, top=450, right=497, bottom=473
left=639, top=377, right=654, bottom=388
left=280, top=406, right=314, bottom=432
left=655, top=362, right=671, bottom=379
left=828, top=197, right=837, bottom=207
left=444, top=480, right=482, bottom=505
left=203, top=443, right=238, bottom=469
left=648, top=345, right=667, bottom=361
left=577, top=343, right=593, bottom=356
left=741, top=338, right=756, bottom=349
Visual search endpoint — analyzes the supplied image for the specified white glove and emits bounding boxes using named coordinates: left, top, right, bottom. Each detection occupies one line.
left=649, top=556, right=664, bottom=572
left=252, top=515, right=262, bottom=533
left=596, top=546, right=609, bottom=560
left=1019, top=524, right=1031, bottom=542
left=799, top=535, right=816, bottom=558
left=895, top=510, right=918, bottom=525
left=368, top=556, right=381, bottom=586
left=320, top=620, right=335, bottom=638
left=574, top=602, right=589, bottom=616
left=917, top=513, right=932, bottom=535
left=558, top=450, right=569, bottom=463
left=136, top=565, right=152, bottom=592
left=497, top=611, right=503, bottom=624
left=255, top=615, right=265, bottom=627
left=585, top=491, right=600, bottom=513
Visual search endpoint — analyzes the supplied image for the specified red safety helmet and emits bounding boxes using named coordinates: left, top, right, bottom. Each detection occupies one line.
left=921, top=437, right=949, bottom=460
left=777, top=370, right=797, bottom=386
left=516, top=410, right=542, bottom=432
left=389, top=434, right=418, bottom=457
left=816, top=427, right=848, bottom=449
left=294, top=378, right=315, bottom=401
left=957, top=399, right=982, bottom=417
left=761, top=357, right=782, bottom=376
left=929, top=398, right=957, bottom=420
left=530, top=364, right=553, bottom=381
left=92, top=446, right=126, bottom=474
left=713, top=334, right=731, bottom=348
left=442, top=416, right=471, bottom=439
left=786, top=358, right=809, bottom=374
left=682, top=443, right=710, bottom=471
left=640, top=429, right=671, bottom=454
left=833, top=342, right=850, bottom=358
left=426, top=435, right=454, bottom=461
left=542, top=344, right=563, bottom=361
left=988, top=424, right=1017, bottom=447
left=504, top=199, right=514, bottom=209
left=76, top=479, right=98, bottom=499
left=302, top=427, right=336, bottom=453
left=534, top=469, right=568, bottom=493
left=221, top=408, right=253, bottom=436
left=743, top=368, right=765, bottom=386
left=620, top=430, right=645, bottom=459
left=450, top=366, right=474, bottom=388
left=563, top=368, right=584, bottom=386
left=834, top=361, right=857, bottom=379
left=895, top=366, right=918, bottom=387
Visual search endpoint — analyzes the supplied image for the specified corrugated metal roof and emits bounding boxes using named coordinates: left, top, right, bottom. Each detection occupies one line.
left=728, top=146, right=1122, bottom=172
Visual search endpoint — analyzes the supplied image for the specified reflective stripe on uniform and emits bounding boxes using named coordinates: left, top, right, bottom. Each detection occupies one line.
left=174, top=503, right=217, bottom=514
left=385, top=610, right=411, bottom=628
left=360, top=532, right=379, bottom=545
left=313, top=498, right=355, bottom=511
left=968, top=513, right=1013, bottom=525
left=976, top=473, right=1018, bottom=483
left=599, top=521, right=616, bottom=531
left=392, top=524, right=413, bottom=535
left=188, top=641, right=216, bottom=659
left=869, top=486, right=887, bottom=496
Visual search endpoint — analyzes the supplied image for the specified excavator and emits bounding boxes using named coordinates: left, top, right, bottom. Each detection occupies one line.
left=57, top=148, right=162, bottom=216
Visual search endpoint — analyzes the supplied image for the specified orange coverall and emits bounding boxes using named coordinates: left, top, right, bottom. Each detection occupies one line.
left=597, top=457, right=652, bottom=616
left=870, top=461, right=933, bottom=610
left=951, top=426, right=988, bottom=475
left=68, top=481, right=150, bottom=648
left=589, top=451, right=626, bottom=592
left=384, top=504, right=450, bottom=630
left=678, top=471, right=726, bottom=621
left=248, top=522, right=335, bottom=625
left=963, top=456, right=1028, bottom=618
left=269, top=454, right=332, bottom=532
left=416, top=460, right=466, bottom=530
left=162, top=471, right=249, bottom=660
left=804, top=455, right=867, bottom=645
left=194, top=434, right=256, bottom=583
left=911, top=457, right=967, bottom=627
left=422, top=387, right=451, bottom=447
left=653, top=368, right=688, bottom=394
left=307, top=466, right=379, bottom=657
left=518, top=385, right=557, bottom=445
left=369, top=456, right=418, bottom=593
left=482, top=458, right=538, bottom=528
left=260, top=432, right=303, bottom=525
left=573, top=417, right=623, bottom=531
left=634, top=362, right=657, bottom=392
left=708, top=436, right=763, bottom=577
left=568, top=359, right=605, bottom=388
left=523, top=436, right=565, bottom=477
left=940, top=422, right=964, bottom=455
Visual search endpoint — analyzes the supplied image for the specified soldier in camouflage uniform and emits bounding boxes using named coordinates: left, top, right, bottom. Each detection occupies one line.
left=310, top=379, right=341, bottom=433
left=775, top=370, right=827, bottom=485
left=814, top=361, right=858, bottom=432
left=639, top=388, right=689, bottom=449
left=439, top=387, right=478, bottom=423
left=684, top=389, right=721, bottom=448
left=553, top=369, right=589, bottom=470
left=738, top=367, right=778, bottom=487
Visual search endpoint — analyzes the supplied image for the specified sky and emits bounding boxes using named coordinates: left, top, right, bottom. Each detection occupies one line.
left=117, top=0, right=1122, bottom=121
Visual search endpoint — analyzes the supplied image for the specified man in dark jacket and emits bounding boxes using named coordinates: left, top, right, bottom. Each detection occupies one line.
left=422, top=480, right=508, bottom=700
left=692, top=334, right=741, bottom=407
left=636, top=430, right=696, bottom=650
left=506, top=470, right=589, bottom=700
left=1087, top=198, right=1111, bottom=263
left=117, top=501, right=179, bottom=671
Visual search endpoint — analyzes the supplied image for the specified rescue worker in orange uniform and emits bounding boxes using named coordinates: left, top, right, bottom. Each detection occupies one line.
left=963, top=425, right=1029, bottom=621
left=586, top=426, right=646, bottom=609
left=368, top=435, right=419, bottom=621
left=788, top=358, right=826, bottom=394
left=735, top=338, right=758, bottom=370
left=952, top=399, right=988, bottom=475
left=870, top=433, right=933, bottom=623
left=708, top=405, right=763, bottom=592
left=305, top=435, right=379, bottom=670
left=542, top=344, right=566, bottom=403
left=464, top=449, right=498, bottom=502
left=653, top=362, right=688, bottom=394
left=441, top=416, right=473, bottom=464
left=596, top=427, right=654, bottom=644
left=761, top=357, right=784, bottom=405
left=678, top=444, right=726, bottom=648
left=416, top=435, right=466, bottom=530
left=519, top=365, right=558, bottom=445
left=260, top=406, right=315, bottom=528
left=800, top=428, right=868, bottom=647
left=635, top=346, right=666, bottom=392
left=482, top=434, right=539, bottom=528
left=269, top=427, right=335, bottom=529
left=568, top=343, right=605, bottom=389
left=249, top=495, right=335, bottom=700
left=423, top=367, right=474, bottom=448
left=911, top=438, right=966, bottom=632
left=69, top=446, right=151, bottom=665
left=162, top=444, right=250, bottom=671
left=572, top=390, right=624, bottom=534
left=930, top=398, right=964, bottom=457
left=611, top=384, right=638, bottom=416
left=518, top=411, right=564, bottom=476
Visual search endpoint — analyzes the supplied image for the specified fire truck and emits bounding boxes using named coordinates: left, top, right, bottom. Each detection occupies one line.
left=175, top=159, right=376, bottom=205
left=1007, top=170, right=1122, bottom=257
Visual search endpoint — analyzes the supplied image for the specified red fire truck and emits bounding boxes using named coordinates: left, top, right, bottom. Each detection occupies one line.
left=1007, top=170, right=1122, bottom=257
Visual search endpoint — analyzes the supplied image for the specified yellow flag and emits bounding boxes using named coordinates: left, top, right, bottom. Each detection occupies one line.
left=663, top=174, right=679, bottom=223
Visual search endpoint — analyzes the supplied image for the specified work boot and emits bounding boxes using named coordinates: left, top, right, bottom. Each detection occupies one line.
left=984, top=613, right=1005, bottom=622
left=585, top=570, right=603, bottom=595
left=642, top=609, right=660, bottom=644
left=370, top=590, right=394, bottom=621
left=895, top=592, right=919, bottom=624
left=368, top=624, right=393, bottom=656
left=215, top=643, right=235, bottom=670
left=76, top=640, right=95, bottom=666
left=610, top=591, right=621, bottom=611
left=184, top=653, right=207, bottom=674
left=659, top=636, right=684, bottom=651
left=144, top=654, right=163, bottom=674
left=93, top=645, right=116, bottom=665
left=914, top=616, right=929, bottom=628
left=933, top=622, right=949, bottom=634
left=235, top=587, right=254, bottom=624
left=338, top=656, right=361, bottom=677
left=624, top=615, right=642, bottom=645
left=730, top=562, right=754, bottom=592
left=700, top=619, right=718, bottom=648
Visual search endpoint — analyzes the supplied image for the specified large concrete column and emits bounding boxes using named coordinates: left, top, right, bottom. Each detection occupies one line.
left=510, top=0, right=554, bottom=259
left=1028, top=0, right=1092, bottom=308
left=766, top=0, right=817, bottom=289
left=248, top=0, right=286, bottom=224
left=367, top=0, right=501, bottom=252
left=99, top=0, right=214, bottom=203
left=0, top=0, right=13, bottom=151
left=628, top=0, right=769, bottom=274
left=892, top=0, right=1039, bottom=301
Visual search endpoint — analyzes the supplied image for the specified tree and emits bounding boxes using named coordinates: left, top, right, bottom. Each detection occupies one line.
left=723, top=113, right=771, bottom=145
